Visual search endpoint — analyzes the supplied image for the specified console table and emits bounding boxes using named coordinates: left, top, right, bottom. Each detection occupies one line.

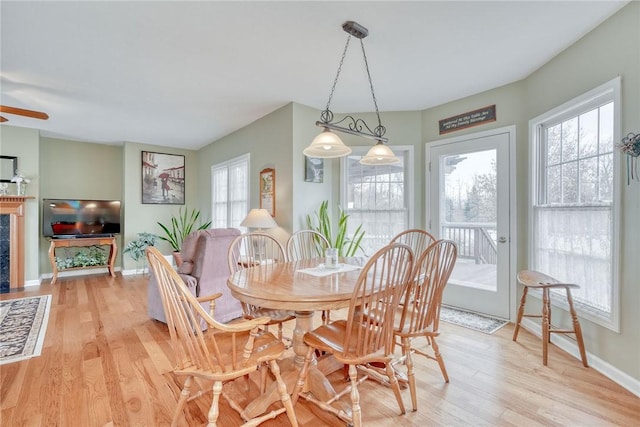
left=48, top=236, right=118, bottom=285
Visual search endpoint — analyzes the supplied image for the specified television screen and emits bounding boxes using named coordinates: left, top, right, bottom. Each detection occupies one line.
left=42, top=199, right=121, bottom=238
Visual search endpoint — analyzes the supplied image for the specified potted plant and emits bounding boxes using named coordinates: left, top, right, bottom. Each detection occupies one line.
left=157, top=207, right=212, bottom=265
left=123, top=232, right=157, bottom=274
left=306, top=200, right=366, bottom=257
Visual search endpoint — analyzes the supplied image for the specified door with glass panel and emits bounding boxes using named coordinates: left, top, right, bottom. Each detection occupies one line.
left=428, top=128, right=512, bottom=319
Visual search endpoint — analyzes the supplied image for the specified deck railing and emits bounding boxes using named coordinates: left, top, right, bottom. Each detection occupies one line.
left=441, top=222, right=497, bottom=265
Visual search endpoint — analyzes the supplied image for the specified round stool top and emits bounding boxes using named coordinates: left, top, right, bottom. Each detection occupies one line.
left=517, top=270, right=580, bottom=289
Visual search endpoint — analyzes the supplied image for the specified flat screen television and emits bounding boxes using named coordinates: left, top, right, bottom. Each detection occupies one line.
left=43, top=199, right=121, bottom=238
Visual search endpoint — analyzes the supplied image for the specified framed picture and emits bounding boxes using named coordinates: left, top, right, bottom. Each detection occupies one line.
left=141, top=151, right=185, bottom=204
left=304, top=157, right=324, bottom=183
left=259, top=168, right=275, bottom=216
left=0, top=156, right=18, bottom=183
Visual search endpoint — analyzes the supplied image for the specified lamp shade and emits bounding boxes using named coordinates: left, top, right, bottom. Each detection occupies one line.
left=303, top=129, right=352, bottom=158
left=240, top=208, right=278, bottom=229
left=360, top=142, right=400, bottom=165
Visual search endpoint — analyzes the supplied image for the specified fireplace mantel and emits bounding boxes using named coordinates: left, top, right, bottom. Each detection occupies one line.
left=0, top=196, right=34, bottom=290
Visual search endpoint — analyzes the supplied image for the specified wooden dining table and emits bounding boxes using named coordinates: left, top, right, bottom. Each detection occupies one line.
left=227, top=257, right=367, bottom=419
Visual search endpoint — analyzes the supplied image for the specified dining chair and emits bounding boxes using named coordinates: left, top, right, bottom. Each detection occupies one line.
left=392, top=239, right=457, bottom=412
left=292, top=243, right=414, bottom=427
left=389, top=229, right=436, bottom=260
left=286, top=230, right=332, bottom=324
left=146, top=247, right=298, bottom=427
left=228, top=232, right=295, bottom=344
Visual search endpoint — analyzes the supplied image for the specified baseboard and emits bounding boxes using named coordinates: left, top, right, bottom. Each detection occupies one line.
left=521, top=318, right=640, bottom=397
left=121, top=268, right=149, bottom=276
left=40, top=267, right=122, bottom=281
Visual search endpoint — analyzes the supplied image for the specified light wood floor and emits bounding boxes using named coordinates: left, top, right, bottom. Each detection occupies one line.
left=2, top=273, right=639, bottom=426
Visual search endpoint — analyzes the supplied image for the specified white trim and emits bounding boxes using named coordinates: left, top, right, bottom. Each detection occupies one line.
left=527, top=76, right=621, bottom=332
left=520, top=318, right=640, bottom=398
left=425, top=125, right=518, bottom=321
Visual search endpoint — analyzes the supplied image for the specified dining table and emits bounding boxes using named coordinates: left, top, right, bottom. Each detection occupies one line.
left=227, top=256, right=367, bottom=419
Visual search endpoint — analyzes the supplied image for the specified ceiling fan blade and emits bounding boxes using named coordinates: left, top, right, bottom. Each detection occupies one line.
left=0, top=116, right=7, bottom=123
left=0, top=105, right=49, bottom=120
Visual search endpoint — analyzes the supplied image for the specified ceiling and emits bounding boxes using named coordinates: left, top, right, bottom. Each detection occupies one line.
left=0, top=1, right=628, bottom=150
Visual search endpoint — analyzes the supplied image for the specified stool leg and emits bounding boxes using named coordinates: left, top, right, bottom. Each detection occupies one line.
left=547, top=293, right=552, bottom=343
left=566, top=288, right=589, bottom=367
left=512, top=286, right=528, bottom=341
left=541, top=288, right=550, bottom=366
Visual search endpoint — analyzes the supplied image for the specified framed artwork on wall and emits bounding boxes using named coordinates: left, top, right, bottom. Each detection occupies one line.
left=259, top=168, right=275, bottom=216
left=304, top=157, right=323, bottom=183
left=0, top=156, right=18, bottom=183
left=141, top=151, right=185, bottom=204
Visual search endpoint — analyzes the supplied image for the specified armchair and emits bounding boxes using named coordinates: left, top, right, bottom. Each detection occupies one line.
left=148, top=228, right=243, bottom=324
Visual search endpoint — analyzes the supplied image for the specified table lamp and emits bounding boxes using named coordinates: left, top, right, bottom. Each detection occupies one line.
left=240, top=208, right=278, bottom=231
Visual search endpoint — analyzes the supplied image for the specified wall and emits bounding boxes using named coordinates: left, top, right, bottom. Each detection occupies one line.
left=121, top=141, right=197, bottom=270
left=523, top=1, right=640, bottom=383
left=38, top=137, right=123, bottom=273
left=0, top=126, right=40, bottom=284
left=196, top=104, right=294, bottom=244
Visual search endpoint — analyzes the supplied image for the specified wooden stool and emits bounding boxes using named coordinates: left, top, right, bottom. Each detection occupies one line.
left=512, top=270, right=588, bottom=367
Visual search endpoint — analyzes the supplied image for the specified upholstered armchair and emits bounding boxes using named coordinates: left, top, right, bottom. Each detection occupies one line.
left=148, top=228, right=243, bottom=324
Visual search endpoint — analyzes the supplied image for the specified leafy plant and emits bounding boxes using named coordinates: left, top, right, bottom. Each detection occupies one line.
left=123, top=232, right=157, bottom=262
left=55, top=246, right=108, bottom=269
left=157, top=207, right=212, bottom=252
left=306, top=200, right=366, bottom=257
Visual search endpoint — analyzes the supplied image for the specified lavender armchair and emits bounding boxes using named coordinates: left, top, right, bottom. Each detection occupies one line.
left=148, top=228, right=243, bottom=324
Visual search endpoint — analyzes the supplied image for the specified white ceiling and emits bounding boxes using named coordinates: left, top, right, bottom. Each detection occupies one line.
left=0, top=1, right=628, bottom=150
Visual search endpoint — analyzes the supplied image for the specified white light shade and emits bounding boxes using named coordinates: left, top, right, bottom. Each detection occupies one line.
left=359, top=142, right=400, bottom=165
left=240, top=208, right=278, bottom=229
left=303, top=129, right=352, bottom=158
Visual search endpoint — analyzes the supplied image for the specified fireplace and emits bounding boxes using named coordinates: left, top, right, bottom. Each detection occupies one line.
left=0, top=196, right=32, bottom=292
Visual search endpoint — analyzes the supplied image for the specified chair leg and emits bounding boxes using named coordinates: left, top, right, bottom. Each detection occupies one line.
left=292, top=346, right=314, bottom=405
left=402, top=337, right=417, bottom=412
left=207, top=381, right=223, bottom=427
left=512, top=287, right=528, bottom=341
left=431, top=336, right=449, bottom=383
left=541, top=288, right=550, bottom=366
left=269, top=360, right=299, bottom=427
left=386, top=360, right=406, bottom=415
left=348, top=364, right=363, bottom=427
left=566, top=288, right=589, bottom=367
left=173, top=376, right=193, bottom=427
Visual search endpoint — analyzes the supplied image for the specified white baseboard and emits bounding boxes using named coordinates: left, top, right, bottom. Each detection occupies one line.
left=121, top=268, right=149, bottom=276
left=521, top=318, right=640, bottom=398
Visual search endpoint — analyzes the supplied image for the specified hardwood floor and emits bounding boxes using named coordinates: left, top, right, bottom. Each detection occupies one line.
left=1, top=273, right=639, bottom=426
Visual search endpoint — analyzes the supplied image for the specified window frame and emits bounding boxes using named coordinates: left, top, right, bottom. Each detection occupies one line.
left=528, top=77, right=621, bottom=332
left=210, top=153, right=250, bottom=229
left=340, top=145, right=414, bottom=255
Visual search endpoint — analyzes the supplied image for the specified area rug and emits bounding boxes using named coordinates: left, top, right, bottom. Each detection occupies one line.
left=0, top=295, right=52, bottom=365
left=440, top=305, right=508, bottom=335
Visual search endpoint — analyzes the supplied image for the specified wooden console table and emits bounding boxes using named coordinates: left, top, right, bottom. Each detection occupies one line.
left=48, top=236, right=118, bottom=285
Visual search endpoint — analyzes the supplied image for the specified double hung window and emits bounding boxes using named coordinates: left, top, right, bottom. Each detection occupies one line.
left=341, top=146, right=413, bottom=255
left=530, top=78, right=620, bottom=330
left=211, top=154, right=249, bottom=229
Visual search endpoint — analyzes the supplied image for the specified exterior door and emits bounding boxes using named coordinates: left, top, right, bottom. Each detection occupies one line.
left=427, top=126, right=514, bottom=319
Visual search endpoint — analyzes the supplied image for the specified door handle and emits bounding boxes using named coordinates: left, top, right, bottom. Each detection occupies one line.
left=498, top=236, right=508, bottom=243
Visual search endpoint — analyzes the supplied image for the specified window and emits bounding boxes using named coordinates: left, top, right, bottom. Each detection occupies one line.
left=530, top=78, right=620, bottom=331
left=341, top=146, right=413, bottom=255
left=211, top=154, right=249, bottom=229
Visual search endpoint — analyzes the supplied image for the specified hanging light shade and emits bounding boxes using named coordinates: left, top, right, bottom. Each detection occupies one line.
left=360, top=141, right=400, bottom=165
left=304, top=21, right=397, bottom=162
left=303, top=128, right=352, bottom=158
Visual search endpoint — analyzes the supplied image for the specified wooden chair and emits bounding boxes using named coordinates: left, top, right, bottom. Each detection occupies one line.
left=145, top=247, right=298, bottom=427
left=228, top=232, right=295, bottom=344
left=286, top=230, right=332, bottom=323
left=513, top=270, right=588, bottom=367
left=389, top=229, right=436, bottom=260
left=292, top=243, right=414, bottom=427
left=393, top=239, right=457, bottom=412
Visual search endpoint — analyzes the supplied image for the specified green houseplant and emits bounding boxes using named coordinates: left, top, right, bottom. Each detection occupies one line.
left=157, top=207, right=212, bottom=254
left=123, top=232, right=157, bottom=274
left=306, top=200, right=366, bottom=257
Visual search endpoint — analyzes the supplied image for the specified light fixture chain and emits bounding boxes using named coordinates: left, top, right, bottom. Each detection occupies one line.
left=325, top=35, right=352, bottom=112
left=360, top=38, right=383, bottom=132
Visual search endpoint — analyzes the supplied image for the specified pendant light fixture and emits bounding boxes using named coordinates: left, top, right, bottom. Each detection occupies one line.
left=303, top=21, right=400, bottom=165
